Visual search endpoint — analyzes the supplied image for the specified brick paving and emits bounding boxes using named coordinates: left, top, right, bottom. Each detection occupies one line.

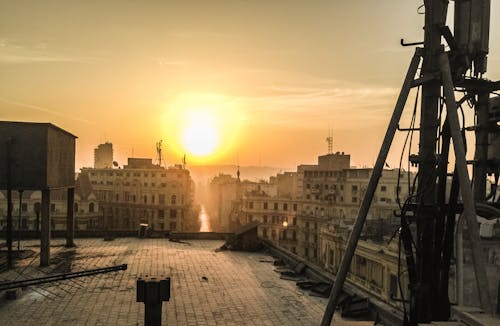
left=0, top=238, right=370, bottom=325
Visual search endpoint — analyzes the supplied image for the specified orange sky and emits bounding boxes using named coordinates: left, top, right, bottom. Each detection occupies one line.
left=1, top=1, right=499, bottom=170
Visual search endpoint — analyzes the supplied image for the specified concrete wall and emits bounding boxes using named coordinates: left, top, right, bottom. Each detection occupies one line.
left=0, top=122, right=76, bottom=190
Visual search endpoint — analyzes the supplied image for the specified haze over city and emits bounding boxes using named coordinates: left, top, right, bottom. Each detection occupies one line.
left=2, top=0, right=499, bottom=170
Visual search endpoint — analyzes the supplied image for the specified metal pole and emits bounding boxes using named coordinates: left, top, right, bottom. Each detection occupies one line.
left=0, top=264, right=127, bottom=291
left=66, top=187, right=75, bottom=247
left=320, top=50, right=421, bottom=326
left=416, top=1, right=448, bottom=322
left=456, top=215, right=464, bottom=306
left=18, top=190, right=23, bottom=251
left=473, top=92, right=489, bottom=201
left=40, top=189, right=51, bottom=267
left=6, top=138, right=13, bottom=269
left=439, top=52, right=493, bottom=314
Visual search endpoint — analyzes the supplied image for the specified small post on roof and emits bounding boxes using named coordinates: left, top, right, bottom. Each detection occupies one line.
left=137, top=276, right=171, bottom=326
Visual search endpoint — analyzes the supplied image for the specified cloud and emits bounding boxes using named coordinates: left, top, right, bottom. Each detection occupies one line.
left=234, top=80, right=399, bottom=129
left=0, top=96, right=94, bottom=124
left=0, top=38, right=100, bottom=64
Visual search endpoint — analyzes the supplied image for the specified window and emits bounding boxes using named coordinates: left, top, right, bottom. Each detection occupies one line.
left=263, top=215, right=268, bottom=223
left=381, top=185, right=387, bottom=192
left=159, top=194, right=165, bottom=204
left=292, top=217, right=297, bottom=225
left=143, top=195, right=147, bottom=204
left=352, top=197, right=357, bottom=203
left=171, top=195, right=176, bottom=205
left=152, top=195, right=155, bottom=204
left=249, top=202, right=254, bottom=209
left=293, top=204, right=297, bottom=211
left=283, top=203, right=288, bottom=211
left=158, top=210, right=164, bottom=218
left=74, top=203, right=78, bottom=212
left=273, top=203, right=278, bottom=210
left=89, top=202, right=95, bottom=213
left=352, top=185, right=358, bottom=191
left=271, top=229, right=276, bottom=240
left=306, top=184, right=311, bottom=189
left=263, top=202, right=268, bottom=209
left=51, top=203, right=56, bottom=212
left=292, top=231, right=296, bottom=240
left=21, top=203, right=28, bottom=212
left=262, top=228, right=268, bottom=238
left=169, top=222, right=177, bottom=230
left=170, top=209, right=177, bottom=218
left=115, top=194, right=119, bottom=201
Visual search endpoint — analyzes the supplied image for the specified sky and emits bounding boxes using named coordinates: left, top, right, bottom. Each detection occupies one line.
left=1, top=0, right=499, bottom=171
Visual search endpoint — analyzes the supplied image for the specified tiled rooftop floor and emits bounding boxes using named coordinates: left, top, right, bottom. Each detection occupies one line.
left=0, top=238, right=371, bottom=325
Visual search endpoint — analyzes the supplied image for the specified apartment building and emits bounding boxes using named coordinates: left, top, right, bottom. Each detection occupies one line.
left=80, top=158, right=195, bottom=232
left=0, top=184, right=102, bottom=232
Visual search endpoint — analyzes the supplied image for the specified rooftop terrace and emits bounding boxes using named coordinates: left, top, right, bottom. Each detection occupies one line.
left=0, top=238, right=371, bottom=326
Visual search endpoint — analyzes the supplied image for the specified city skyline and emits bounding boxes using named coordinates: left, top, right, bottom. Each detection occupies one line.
left=1, top=0, right=500, bottom=170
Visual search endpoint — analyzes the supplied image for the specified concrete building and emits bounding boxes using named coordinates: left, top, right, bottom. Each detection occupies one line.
left=80, top=158, right=196, bottom=232
left=94, top=142, right=113, bottom=169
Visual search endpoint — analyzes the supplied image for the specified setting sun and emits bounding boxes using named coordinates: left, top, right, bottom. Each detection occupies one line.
left=182, top=112, right=219, bottom=156
left=163, top=92, right=245, bottom=164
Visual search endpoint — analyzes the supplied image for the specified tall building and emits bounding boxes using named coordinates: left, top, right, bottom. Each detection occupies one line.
left=94, top=142, right=113, bottom=169
left=80, top=158, right=196, bottom=232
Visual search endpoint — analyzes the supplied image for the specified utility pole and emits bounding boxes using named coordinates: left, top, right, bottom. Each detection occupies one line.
left=415, top=0, right=448, bottom=322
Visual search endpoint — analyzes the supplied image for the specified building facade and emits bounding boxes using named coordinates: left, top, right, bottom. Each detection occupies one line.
left=0, top=187, right=102, bottom=232
left=80, top=158, right=196, bottom=232
left=94, top=142, right=113, bottom=169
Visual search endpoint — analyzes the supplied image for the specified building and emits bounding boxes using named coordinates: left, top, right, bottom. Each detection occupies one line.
left=94, top=142, right=113, bottom=169
left=0, top=186, right=102, bottom=232
left=80, top=158, right=196, bottom=232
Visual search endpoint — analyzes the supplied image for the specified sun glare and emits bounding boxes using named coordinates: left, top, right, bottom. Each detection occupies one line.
left=182, top=113, right=219, bottom=156
left=163, top=93, right=245, bottom=164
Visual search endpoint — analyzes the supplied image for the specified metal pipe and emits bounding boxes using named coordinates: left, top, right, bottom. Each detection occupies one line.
left=0, top=264, right=127, bottom=291
left=320, top=50, right=422, bottom=326
left=439, top=52, right=494, bottom=314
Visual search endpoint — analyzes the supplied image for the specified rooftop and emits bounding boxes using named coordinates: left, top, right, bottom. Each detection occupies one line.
left=0, top=238, right=371, bottom=326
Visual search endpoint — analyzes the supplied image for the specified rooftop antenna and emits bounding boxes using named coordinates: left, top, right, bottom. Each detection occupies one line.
left=182, top=154, right=186, bottom=169
left=236, top=152, right=240, bottom=181
left=155, top=140, right=164, bottom=167
left=326, top=129, right=333, bottom=154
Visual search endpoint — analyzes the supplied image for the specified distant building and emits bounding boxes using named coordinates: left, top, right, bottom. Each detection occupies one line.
left=94, top=142, right=113, bottom=169
left=80, top=158, right=196, bottom=232
left=213, top=151, right=413, bottom=262
left=0, top=186, right=102, bottom=231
